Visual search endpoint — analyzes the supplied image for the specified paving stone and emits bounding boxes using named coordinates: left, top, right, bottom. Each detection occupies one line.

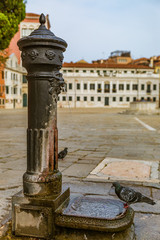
left=152, top=188, right=160, bottom=200
left=62, top=163, right=96, bottom=178
left=134, top=213, right=160, bottom=240
left=0, top=108, right=160, bottom=239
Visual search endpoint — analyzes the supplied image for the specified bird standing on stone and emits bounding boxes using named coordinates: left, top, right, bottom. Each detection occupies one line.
left=58, top=147, right=68, bottom=160
left=112, top=182, right=156, bottom=208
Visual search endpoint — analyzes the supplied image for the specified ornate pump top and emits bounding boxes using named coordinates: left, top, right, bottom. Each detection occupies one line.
left=17, top=13, right=67, bottom=51
left=39, top=13, right=46, bottom=25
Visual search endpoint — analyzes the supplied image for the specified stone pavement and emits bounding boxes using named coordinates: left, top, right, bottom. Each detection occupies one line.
left=0, top=108, right=160, bottom=239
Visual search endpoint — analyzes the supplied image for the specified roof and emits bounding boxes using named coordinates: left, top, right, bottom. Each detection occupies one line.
left=76, top=59, right=88, bottom=64
left=132, top=58, right=149, bottom=63
left=26, top=13, right=40, bottom=17
left=154, top=62, right=160, bottom=67
left=63, top=62, right=153, bottom=69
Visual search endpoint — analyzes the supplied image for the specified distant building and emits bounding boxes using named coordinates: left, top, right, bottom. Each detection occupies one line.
left=92, top=50, right=132, bottom=65
left=0, top=65, right=5, bottom=109
left=4, top=54, right=23, bottom=109
left=58, top=60, right=159, bottom=108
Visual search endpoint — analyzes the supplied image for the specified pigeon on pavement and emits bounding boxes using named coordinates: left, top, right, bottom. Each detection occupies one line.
left=58, top=147, right=68, bottom=160
left=112, top=182, right=156, bottom=208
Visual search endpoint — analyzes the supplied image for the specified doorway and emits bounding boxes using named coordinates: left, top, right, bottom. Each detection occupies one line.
left=104, top=97, right=109, bottom=106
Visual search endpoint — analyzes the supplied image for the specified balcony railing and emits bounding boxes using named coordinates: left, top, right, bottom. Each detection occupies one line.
left=112, top=89, right=117, bottom=93
left=104, top=89, right=110, bottom=93
left=146, top=90, right=151, bottom=94
left=97, top=89, right=102, bottom=93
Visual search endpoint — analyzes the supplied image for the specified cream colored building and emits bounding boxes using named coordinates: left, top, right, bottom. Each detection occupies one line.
left=4, top=54, right=23, bottom=109
left=58, top=61, right=159, bottom=108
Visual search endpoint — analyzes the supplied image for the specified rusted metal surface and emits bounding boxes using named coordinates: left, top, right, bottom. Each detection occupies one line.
left=17, top=13, right=67, bottom=197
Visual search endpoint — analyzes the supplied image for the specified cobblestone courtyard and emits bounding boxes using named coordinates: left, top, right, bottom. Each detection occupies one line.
left=0, top=108, right=160, bottom=239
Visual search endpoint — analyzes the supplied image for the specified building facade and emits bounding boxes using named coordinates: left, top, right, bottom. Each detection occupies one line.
left=4, top=54, right=23, bottom=109
left=0, top=66, right=5, bottom=109
left=58, top=61, right=159, bottom=108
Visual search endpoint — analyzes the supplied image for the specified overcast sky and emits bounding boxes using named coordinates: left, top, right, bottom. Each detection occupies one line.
left=26, top=0, right=160, bottom=63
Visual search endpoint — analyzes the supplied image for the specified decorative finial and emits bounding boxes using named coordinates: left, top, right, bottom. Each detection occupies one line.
left=39, top=13, right=46, bottom=25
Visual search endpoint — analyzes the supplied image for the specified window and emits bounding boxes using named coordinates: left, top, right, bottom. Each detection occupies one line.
left=113, top=97, right=116, bottom=102
left=126, top=84, right=130, bottom=90
left=69, top=96, right=72, bottom=101
left=23, top=75, right=27, bottom=83
left=118, top=59, right=127, bottom=63
left=112, top=84, right=116, bottom=92
left=2, top=99, right=4, bottom=105
left=83, top=70, right=86, bottom=73
left=97, top=84, right=101, bottom=92
left=103, top=70, right=106, bottom=74
left=133, top=97, right=136, bottom=102
left=84, top=83, right=87, bottom=90
left=141, top=97, right=144, bottom=101
left=62, top=96, right=66, bottom=101
left=75, top=70, right=79, bottom=73
left=91, top=96, right=94, bottom=101
left=6, top=86, right=9, bottom=94
left=84, top=96, right=87, bottom=101
left=90, top=84, right=95, bottom=90
left=77, top=96, right=80, bottom=101
left=14, top=88, right=17, bottom=94
left=153, top=97, right=156, bottom=102
left=131, top=71, right=134, bottom=74
left=63, top=70, right=66, bottom=73
left=2, top=71, right=4, bottom=79
left=5, top=71, right=7, bottom=79
left=104, top=84, right=110, bottom=92
left=22, top=28, right=28, bottom=37
left=68, top=70, right=73, bottom=72
left=119, top=97, right=123, bottom=102
left=133, top=84, right=138, bottom=90
left=90, top=70, right=94, bottom=73
left=141, top=84, right=145, bottom=90
left=126, top=97, right=130, bottom=102
left=147, top=84, right=151, bottom=93
left=98, top=97, right=101, bottom=101
left=69, top=83, right=72, bottom=90
left=124, top=71, right=127, bottom=73
left=77, top=83, right=80, bottom=90
left=119, top=84, right=124, bottom=90
left=153, top=84, right=157, bottom=90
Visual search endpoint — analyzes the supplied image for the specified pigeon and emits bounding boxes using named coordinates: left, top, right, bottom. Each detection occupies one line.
left=58, top=147, right=68, bottom=160
left=112, top=182, right=156, bottom=208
